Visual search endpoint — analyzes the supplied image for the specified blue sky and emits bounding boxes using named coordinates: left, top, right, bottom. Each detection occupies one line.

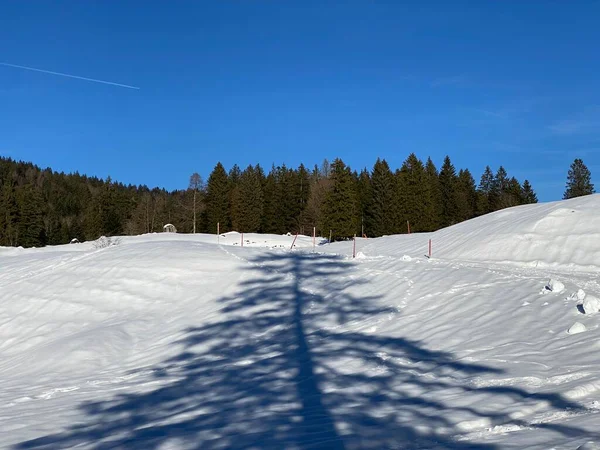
left=1, top=1, right=599, bottom=201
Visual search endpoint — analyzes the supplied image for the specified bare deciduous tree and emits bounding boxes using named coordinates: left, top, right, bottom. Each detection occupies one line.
left=189, top=173, right=204, bottom=234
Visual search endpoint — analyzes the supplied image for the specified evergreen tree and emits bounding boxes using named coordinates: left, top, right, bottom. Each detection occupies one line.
left=296, top=164, right=311, bottom=234
left=355, top=168, right=371, bottom=237
left=423, top=157, right=442, bottom=231
left=205, top=162, right=230, bottom=233
left=564, top=158, right=595, bottom=199
left=237, top=165, right=264, bottom=232
left=228, top=165, right=242, bottom=231
left=261, top=165, right=281, bottom=233
left=367, top=158, right=398, bottom=237
left=505, top=177, right=523, bottom=208
left=322, top=158, right=357, bottom=240
left=476, top=165, right=495, bottom=215
left=491, top=166, right=509, bottom=210
left=16, top=185, right=46, bottom=247
left=397, top=153, right=427, bottom=232
left=455, top=169, right=477, bottom=222
left=521, top=180, right=538, bottom=204
left=438, top=156, right=458, bottom=227
left=0, top=178, right=19, bottom=246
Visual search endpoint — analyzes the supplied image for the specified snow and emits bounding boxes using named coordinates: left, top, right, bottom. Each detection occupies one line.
left=582, top=295, right=600, bottom=315
left=568, top=322, right=587, bottom=334
left=546, top=278, right=566, bottom=293
left=2, top=195, right=600, bottom=449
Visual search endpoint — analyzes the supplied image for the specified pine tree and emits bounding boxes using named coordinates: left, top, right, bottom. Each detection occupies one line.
left=521, top=180, right=538, bottom=204
left=322, top=158, right=358, bottom=240
left=367, top=158, right=398, bottom=237
left=438, top=156, right=458, bottom=227
left=205, top=162, right=230, bottom=233
left=564, top=158, right=595, bottom=199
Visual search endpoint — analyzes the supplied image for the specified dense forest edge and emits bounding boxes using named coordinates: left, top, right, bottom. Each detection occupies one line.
left=0, top=155, right=594, bottom=248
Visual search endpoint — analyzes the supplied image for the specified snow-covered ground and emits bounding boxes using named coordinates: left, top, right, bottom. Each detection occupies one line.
left=2, top=196, right=600, bottom=449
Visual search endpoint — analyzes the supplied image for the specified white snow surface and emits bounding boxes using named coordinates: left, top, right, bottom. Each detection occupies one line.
left=2, top=195, right=600, bottom=449
left=567, top=322, right=587, bottom=335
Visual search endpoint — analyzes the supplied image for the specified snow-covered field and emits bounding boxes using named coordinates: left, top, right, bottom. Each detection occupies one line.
left=2, top=196, right=600, bottom=449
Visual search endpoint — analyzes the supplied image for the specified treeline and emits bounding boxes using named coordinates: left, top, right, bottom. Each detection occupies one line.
left=0, top=154, right=539, bottom=247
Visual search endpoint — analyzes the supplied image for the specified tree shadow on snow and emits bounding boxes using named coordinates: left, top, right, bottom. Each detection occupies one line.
left=14, top=252, right=595, bottom=449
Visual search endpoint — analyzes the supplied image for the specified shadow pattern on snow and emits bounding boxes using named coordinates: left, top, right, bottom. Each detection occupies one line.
left=14, top=251, right=594, bottom=449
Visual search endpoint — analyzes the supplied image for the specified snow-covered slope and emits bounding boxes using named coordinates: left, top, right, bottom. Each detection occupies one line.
left=1, top=196, right=600, bottom=449
left=355, top=194, right=600, bottom=272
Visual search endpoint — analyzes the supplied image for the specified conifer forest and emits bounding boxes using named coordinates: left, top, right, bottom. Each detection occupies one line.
left=0, top=152, right=569, bottom=248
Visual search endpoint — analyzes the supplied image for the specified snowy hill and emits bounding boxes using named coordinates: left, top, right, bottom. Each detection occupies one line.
left=2, top=196, right=600, bottom=449
left=353, top=193, right=600, bottom=272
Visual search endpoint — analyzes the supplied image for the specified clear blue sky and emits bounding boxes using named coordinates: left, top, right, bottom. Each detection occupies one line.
left=1, top=1, right=599, bottom=201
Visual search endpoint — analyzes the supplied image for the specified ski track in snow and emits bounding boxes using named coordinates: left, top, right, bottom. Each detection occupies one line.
left=2, top=197, right=600, bottom=449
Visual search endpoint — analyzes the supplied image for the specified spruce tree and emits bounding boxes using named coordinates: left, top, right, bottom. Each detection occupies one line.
left=205, top=162, right=230, bottom=233
left=564, top=158, right=595, bottom=199
left=455, top=169, right=477, bottom=222
left=237, top=165, right=264, bottom=232
left=261, top=165, right=279, bottom=233
left=16, top=185, right=46, bottom=247
left=322, top=158, right=357, bottom=240
left=424, top=157, right=442, bottom=231
left=491, top=166, right=509, bottom=210
left=476, top=165, right=495, bottom=215
left=228, top=165, right=242, bottom=231
left=521, top=180, right=538, bottom=204
left=355, top=168, right=371, bottom=237
left=397, top=153, right=427, bottom=232
left=438, top=156, right=458, bottom=227
left=367, top=158, right=398, bottom=237
left=0, top=178, right=19, bottom=246
left=505, top=177, right=523, bottom=207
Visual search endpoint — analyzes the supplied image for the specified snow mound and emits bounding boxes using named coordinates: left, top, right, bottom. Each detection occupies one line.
left=582, top=295, right=600, bottom=315
left=541, top=278, right=565, bottom=295
left=547, top=279, right=565, bottom=293
left=401, top=255, right=412, bottom=262
left=567, top=322, right=587, bottom=335
left=355, top=251, right=366, bottom=259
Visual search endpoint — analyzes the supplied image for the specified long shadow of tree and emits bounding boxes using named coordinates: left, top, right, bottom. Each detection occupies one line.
left=14, top=252, right=594, bottom=449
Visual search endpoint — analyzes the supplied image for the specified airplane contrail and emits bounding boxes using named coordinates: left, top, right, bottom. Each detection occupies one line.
left=0, top=62, right=140, bottom=90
